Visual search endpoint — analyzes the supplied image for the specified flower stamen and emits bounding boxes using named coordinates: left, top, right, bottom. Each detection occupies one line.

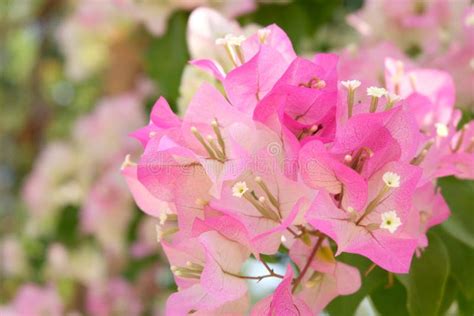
left=367, top=86, right=387, bottom=113
left=258, top=28, right=271, bottom=43
left=357, top=172, right=400, bottom=225
left=211, top=118, right=226, bottom=157
left=411, top=140, right=434, bottom=165
left=216, top=34, right=246, bottom=67
left=385, top=92, right=400, bottom=110
left=341, top=80, right=361, bottom=118
left=191, top=123, right=226, bottom=162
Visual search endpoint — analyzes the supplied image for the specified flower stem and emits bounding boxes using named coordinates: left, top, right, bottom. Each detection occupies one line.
left=224, top=270, right=284, bottom=282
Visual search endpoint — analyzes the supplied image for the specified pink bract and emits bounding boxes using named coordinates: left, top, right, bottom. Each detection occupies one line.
left=121, top=16, right=473, bottom=314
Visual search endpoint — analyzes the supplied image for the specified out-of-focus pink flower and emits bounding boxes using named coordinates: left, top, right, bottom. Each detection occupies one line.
left=0, top=284, right=63, bottom=316
left=22, top=142, right=83, bottom=233
left=81, top=170, right=132, bottom=256
left=23, top=91, right=145, bottom=239
left=73, top=93, right=144, bottom=166
left=130, top=216, right=160, bottom=258
left=0, top=237, right=28, bottom=276
left=338, top=42, right=410, bottom=103
left=347, top=0, right=466, bottom=54
left=114, top=1, right=255, bottom=37
left=86, top=278, right=143, bottom=316
left=411, top=182, right=451, bottom=247
left=347, top=1, right=473, bottom=109
left=57, top=0, right=131, bottom=80
left=437, top=121, right=474, bottom=179
left=429, top=7, right=474, bottom=108
left=45, top=243, right=70, bottom=278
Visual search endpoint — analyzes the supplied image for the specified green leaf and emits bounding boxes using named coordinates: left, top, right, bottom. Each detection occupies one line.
left=438, top=177, right=474, bottom=248
left=397, top=232, right=449, bottom=316
left=145, top=11, right=189, bottom=107
left=437, top=227, right=474, bottom=300
left=371, top=279, right=409, bottom=316
left=55, top=205, right=80, bottom=247
left=326, top=254, right=386, bottom=316
left=458, top=291, right=474, bottom=316
left=438, top=277, right=458, bottom=315
left=239, top=0, right=342, bottom=53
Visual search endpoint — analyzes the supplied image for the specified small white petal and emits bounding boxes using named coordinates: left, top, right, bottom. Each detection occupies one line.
left=380, top=210, right=402, bottom=234
left=232, top=181, right=249, bottom=198
left=367, top=86, right=387, bottom=98
left=215, top=33, right=246, bottom=46
left=341, top=80, right=361, bottom=90
left=383, top=172, right=401, bottom=188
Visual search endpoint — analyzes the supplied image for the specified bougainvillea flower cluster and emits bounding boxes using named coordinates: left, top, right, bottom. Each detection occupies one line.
left=347, top=0, right=474, bottom=109
left=122, top=18, right=473, bottom=315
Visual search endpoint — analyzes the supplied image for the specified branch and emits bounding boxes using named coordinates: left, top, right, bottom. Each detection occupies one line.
left=286, top=227, right=300, bottom=238
left=292, top=234, right=325, bottom=293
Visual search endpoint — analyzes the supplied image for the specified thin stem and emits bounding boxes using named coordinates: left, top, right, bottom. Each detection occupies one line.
left=224, top=270, right=284, bottom=282
left=286, top=227, right=300, bottom=238
left=347, top=89, right=355, bottom=118
left=385, top=272, right=394, bottom=288
left=261, top=260, right=274, bottom=274
left=452, top=126, right=466, bottom=153
left=356, top=186, right=389, bottom=225
left=369, top=96, right=378, bottom=113
left=364, top=263, right=377, bottom=276
left=292, top=234, right=325, bottom=293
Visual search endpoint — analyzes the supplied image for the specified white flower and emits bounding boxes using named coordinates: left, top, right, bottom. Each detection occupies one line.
left=380, top=210, right=402, bottom=234
left=367, top=86, right=387, bottom=98
left=232, top=181, right=249, bottom=198
left=341, top=80, right=361, bottom=90
left=383, top=172, right=400, bottom=188
left=215, top=34, right=246, bottom=46
left=435, top=123, right=449, bottom=138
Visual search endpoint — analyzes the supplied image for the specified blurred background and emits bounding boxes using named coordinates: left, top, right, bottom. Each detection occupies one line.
left=0, top=0, right=472, bottom=315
